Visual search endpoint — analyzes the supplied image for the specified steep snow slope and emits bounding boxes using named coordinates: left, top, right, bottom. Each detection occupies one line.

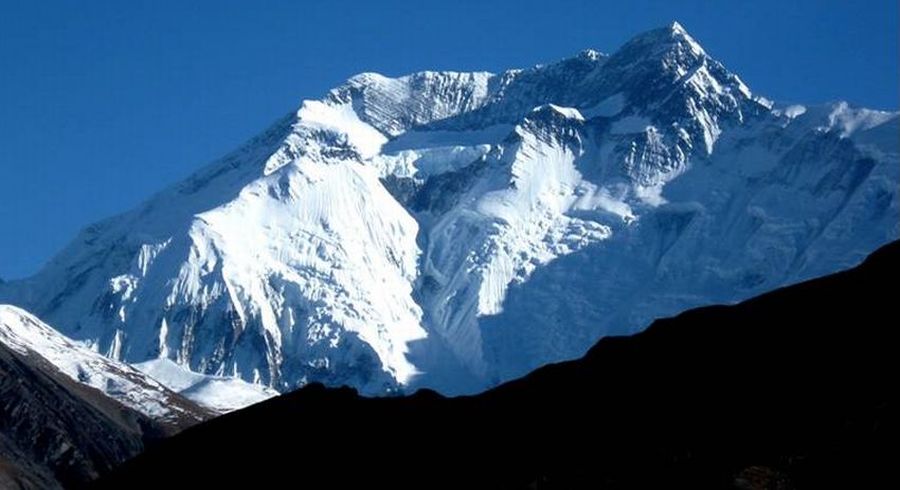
left=0, top=305, right=207, bottom=421
left=1, top=23, right=896, bottom=396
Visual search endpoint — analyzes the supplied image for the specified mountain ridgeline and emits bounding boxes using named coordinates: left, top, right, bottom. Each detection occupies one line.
left=94, top=241, right=898, bottom=489
left=0, top=308, right=214, bottom=489
left=0, top=22, right=896, bottom=402
left=0, top=339, right=170, bottom=490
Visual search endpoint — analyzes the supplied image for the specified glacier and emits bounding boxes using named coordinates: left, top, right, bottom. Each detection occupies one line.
left=1, top=22, right=896, bottom=397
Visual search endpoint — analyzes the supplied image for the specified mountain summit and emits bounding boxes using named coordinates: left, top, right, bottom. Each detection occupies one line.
left=1, top=23, right=896, bottom=399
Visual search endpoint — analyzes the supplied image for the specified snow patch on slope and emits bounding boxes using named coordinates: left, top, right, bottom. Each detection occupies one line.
left=825, top=102, right=897, bottom=137
left=583, top=93, right=626, bottom=118
left=134, top=359, right=276, bottom=413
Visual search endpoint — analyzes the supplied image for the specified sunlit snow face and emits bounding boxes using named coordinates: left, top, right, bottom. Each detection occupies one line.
left=1, top=23, right=895, bottom=402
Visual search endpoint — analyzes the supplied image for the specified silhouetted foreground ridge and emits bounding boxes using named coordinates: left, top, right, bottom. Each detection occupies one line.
left=94, top=241, right=897, bottom=489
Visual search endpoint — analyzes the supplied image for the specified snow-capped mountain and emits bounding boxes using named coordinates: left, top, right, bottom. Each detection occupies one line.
left=1, top=23, right=896, bottom=396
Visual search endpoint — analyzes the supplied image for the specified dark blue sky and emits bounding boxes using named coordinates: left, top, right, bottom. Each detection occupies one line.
left=0, top=0, right=897, bottom=279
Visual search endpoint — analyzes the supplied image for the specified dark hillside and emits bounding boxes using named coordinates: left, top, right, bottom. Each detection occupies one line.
left=95, top=241, right=897, bottom=489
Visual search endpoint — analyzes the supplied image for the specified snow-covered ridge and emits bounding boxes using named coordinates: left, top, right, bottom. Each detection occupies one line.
left=532, top=104, right=585, bottom=122
left=0, top=305, right=205, bottom=421
left=0, top=22, right=896, bottom=398
left=0, top=305, right=269, bottom=414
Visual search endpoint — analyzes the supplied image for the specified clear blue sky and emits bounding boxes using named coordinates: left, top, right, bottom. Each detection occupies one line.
left=0, top=0, right=897, bottom=279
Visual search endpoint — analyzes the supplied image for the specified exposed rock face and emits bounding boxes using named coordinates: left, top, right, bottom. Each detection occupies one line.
left=0, top=305, right=214, bottom=488
left=1, top=343, right=147, bottom=489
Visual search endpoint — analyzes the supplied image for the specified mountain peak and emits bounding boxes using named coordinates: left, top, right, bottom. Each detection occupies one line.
left=578, top=48, right=604, bottom=61
left=621, top=21, right=707, bottom=60
left=668, top=21, right=704, bottom=53
left=1, top=24, right=895, bottom=404
left=670, top=20, right=687, bottom=34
